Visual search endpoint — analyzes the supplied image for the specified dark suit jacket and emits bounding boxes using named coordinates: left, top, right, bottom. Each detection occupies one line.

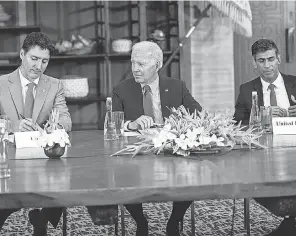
left=234, top=73, right=296, bottom=125
left=0, top=69, right=72, bottom=132
left=112, top=76, right=202, bottom=121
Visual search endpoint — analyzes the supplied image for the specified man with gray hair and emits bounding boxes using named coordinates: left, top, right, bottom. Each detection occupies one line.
left=112, top=41, right=202, bottom=236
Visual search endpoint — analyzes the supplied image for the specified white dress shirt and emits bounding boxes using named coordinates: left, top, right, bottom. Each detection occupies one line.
left=19, top=69, right=39, bottom=105
left=261, top=73, right=290, bottom=110
left=124, top=77, right=164, bottom=131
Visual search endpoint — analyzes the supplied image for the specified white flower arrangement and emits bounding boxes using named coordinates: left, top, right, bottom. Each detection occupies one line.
left=38, top=109, right=71, bottom=150
left=112, top=105, right=266, bottom=157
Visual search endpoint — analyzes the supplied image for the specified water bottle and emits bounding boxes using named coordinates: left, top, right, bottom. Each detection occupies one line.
left=104, top=97, right=117, bottom=140
left=249, top=91, right=261, bottom=129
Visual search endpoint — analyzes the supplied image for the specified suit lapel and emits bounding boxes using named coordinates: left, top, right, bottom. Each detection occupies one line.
left=133, top=80, right=144, bottom=114
left=32, top=75, right=50, bottom=122
left=282, top=74, right=295, bottom=105
left=252, top=77, right=264, bottom=107
left=8, top=69, right=24, bottom=118
left=159, top=77, right=170, bottom=118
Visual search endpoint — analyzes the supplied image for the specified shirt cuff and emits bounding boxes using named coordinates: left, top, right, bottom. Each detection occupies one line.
left=124, top=120, right=131, bottom=131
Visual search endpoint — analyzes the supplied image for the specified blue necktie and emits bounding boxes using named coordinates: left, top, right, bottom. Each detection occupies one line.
left=143, top=85, right=154, bottom=120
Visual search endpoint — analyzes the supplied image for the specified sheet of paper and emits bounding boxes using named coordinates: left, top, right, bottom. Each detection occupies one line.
left=272, top=117, right=296, bottom=135
left=124, top=131, right=140, bottom=137
left=124, top=128, right=159, bottom=137
left=13, top=147, right=48, bottom=160
left=273, top=135, right=296, bottom=148
left=14, top=131, right=41, bottom=148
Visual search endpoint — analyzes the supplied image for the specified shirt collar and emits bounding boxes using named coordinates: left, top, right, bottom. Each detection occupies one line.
left=19, top=69, right=40, bottom=88
left=140, top=76, right=159, bottom=93
left=260, top=73, right=283, bottom=91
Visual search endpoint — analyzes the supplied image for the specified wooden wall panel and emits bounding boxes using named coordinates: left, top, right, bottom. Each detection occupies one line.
left=191, top=18, right=235, bottom=112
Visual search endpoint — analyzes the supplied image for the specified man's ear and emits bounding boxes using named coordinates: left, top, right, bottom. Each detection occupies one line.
left=277, top=54, right=281, bottom=64
left=155, top=61, right=162, bottom=71
left=20, top=49, right=25, bottom=60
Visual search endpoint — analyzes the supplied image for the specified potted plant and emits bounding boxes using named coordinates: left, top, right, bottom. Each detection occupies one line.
left=38, top=109, right=71, bottom=158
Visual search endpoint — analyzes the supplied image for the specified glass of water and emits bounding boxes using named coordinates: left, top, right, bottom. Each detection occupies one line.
left=113, top=111, right=124, bottom=139
left=0, top=116, right=10, bottom=178
left=0, top=115, right=8, bottom=137
left=260, top=106, right=272, bottom=133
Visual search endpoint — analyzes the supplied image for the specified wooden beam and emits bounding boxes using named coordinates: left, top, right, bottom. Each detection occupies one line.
left=139, top=1, right=147, bottom=41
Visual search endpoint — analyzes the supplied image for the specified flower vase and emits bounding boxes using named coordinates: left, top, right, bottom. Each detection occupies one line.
left=44, top=143, right=65, bottom=159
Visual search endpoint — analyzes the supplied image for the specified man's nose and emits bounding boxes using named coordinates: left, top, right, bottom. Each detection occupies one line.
left=35, top=60, right=42, bottom=70
left=263, top=60, right=270, bottom=68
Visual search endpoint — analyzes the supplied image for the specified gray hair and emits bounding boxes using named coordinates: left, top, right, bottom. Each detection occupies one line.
left=132, top=41, right=163, bottom=68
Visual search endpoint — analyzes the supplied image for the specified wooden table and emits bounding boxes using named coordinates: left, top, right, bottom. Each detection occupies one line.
left=1, top=130, right=296, bottom=211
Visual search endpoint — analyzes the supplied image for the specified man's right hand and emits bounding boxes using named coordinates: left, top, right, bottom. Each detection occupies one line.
left=128, top=115, right=154, bottom=130
left=18, top=119, right=37, bottom=132
left=271, top=106, right=287, bottom=117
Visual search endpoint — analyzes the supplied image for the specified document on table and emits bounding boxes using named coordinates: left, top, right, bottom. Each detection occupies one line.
left=124, top=131, right=140, bottom=137
left=14, top=131, right=41, bottom=148
left=272, top=135, right=296, bottom=148
left=13, top=147, right=49, bottom=160
left=124, top=128, right=159, bottom=137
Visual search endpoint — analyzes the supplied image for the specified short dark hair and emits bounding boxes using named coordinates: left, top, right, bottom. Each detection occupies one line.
left=251, top=39, right=279, bottom=58
left=22, top=32, right=55, bottom=56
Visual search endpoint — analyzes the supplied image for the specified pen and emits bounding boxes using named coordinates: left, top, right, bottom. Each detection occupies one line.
left=19, top=114, right=43, bottom=132
left=19, top=114, right=29, bottom=121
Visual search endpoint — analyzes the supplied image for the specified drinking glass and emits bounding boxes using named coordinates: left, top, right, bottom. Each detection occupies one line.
left=0, top=115, right=10, bottom=178
left=113, top=111, right=124, bottom=139
left=260, top=106, right=272, bottom=133
left=0, top=115, right=8, bottom=137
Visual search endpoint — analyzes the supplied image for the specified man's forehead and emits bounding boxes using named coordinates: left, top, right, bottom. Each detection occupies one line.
left=256, top=49, right=277, bottom=59
left=132, top=49, right=153, bottom=59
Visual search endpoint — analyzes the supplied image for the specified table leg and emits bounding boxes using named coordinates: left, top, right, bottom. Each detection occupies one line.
left=191, top=203, right=195, bottom=236
left=244, top=198, right=250, bottom=236
left=63, top=208, right=67, bottom=236
left=120, top=205, right=125, bottom=236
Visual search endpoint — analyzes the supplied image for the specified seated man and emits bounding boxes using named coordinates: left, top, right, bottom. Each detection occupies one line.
left=0, top=32, right=71, bottom=235
left=234, top=38, right=296, bottom=236
left=234, top=39, right=296, bottom=124
left=112, top=41, right=202, bottom=236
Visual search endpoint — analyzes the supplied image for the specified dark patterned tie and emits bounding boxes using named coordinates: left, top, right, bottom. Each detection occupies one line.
left=268, top=83, right=277, bottom=106
left=24, top=83, right=35, bottom=118
left=143, top=85, right=154, bottom=119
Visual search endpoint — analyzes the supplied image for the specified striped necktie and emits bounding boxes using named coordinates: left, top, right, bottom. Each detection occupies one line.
left=268, top=83, right=277, bottom=106
left=142, top=85, right=154, bottom=119
left=24, top=82, right=35, bottom=118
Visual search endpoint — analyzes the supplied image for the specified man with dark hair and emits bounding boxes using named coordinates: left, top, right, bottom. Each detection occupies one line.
left=234, top=38, right=296, bottom=124
left=234, top=38, right=296, bottom=235
left=0, top=32, right=71, bottom=235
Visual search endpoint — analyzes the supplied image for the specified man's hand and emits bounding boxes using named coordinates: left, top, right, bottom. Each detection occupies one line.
left=18, top=119, right=37, bottom=132
left=128, top=115, right=154, bottom=130
left=288, top=105, right=296, bottom=117
left=271, top=106, right=287, bottom=117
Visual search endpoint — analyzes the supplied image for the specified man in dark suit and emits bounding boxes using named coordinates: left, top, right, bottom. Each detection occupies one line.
left=112, top=41, right=202, bottom=236
left=234, top=38, right=296, bottom=236
left=0, top=32, right=71, bottom=236
left=234, top=39, right=296, bottom=125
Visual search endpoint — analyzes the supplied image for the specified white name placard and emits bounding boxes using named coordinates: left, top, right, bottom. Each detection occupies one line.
left=14, top=131, right=41, bottom=148
left=272, top=117, right=296, bottom=135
